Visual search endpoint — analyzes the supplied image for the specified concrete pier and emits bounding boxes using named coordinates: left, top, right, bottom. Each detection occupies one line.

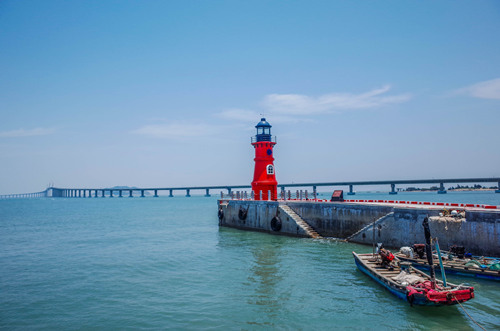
left=218, top=199, right=500, bottom=256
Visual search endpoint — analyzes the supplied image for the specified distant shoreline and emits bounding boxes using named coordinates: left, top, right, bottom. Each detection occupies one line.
left=403, top=188, right=495, bottom=192
left=448, top=188, right=494, bottom=192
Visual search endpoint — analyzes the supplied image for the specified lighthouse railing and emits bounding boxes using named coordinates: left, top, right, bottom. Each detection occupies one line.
left=251, top=136, right=277, bottom=143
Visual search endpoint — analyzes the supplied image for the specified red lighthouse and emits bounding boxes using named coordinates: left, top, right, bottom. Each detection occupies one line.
left=251, top=118, right=278, bottom=200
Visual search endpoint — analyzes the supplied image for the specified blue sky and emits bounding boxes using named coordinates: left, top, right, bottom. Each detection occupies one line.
left=1, top=0, right=499, bottom=195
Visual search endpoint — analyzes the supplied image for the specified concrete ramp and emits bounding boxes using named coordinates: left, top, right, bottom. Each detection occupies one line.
left=346, top=212, right=394, bottom=242
left=279, top=205, right=323, bottom=239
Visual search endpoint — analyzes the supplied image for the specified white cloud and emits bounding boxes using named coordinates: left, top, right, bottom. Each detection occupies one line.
left=217, top=109, right=260, bottom=122
left=455, top=78, right=500, bottom=100
left=131, top=122, right=218, bottom=139
left=0, top=127, right=55, bottom=138
left=263, top=85, right=411, bottom=115
left=216, top=108, right=303, bottom=123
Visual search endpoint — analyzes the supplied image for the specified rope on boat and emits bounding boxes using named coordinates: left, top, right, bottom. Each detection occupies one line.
left=452, top=296, right=486, bottom=331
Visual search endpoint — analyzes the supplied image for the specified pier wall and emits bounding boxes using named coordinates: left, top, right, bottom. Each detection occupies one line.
left=218, top=200, right=500, bottom=256
left=347, top=208, right=500, bottom=256
left=218, top=200, right=310, bottom=237
left=285, top=201, right=394, bottom=238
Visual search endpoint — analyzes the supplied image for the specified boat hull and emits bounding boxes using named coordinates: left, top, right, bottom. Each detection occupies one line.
left=353, top=252, right=474, bottom=306
left=396, top=254, right=500, bottom=282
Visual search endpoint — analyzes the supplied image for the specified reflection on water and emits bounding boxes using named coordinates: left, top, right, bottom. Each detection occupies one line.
left=248, top=241, right=283, bottom=305
left=246, top=238, right=290, bottom=326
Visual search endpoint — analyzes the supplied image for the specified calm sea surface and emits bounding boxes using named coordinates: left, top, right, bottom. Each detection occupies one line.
left=1, top=191, right=499, bottom=330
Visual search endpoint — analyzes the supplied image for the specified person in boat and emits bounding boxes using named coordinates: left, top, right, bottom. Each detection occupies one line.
left=378, top=245, right=395, bottom=269
left=413, top=244, right=426, bottom=259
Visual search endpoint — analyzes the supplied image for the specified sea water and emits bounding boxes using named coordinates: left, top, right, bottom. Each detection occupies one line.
left=1, top=192, right=499, bottom=330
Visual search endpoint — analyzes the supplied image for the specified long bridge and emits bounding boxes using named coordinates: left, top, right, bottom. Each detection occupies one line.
left=1, top=177, right=500, bottom=199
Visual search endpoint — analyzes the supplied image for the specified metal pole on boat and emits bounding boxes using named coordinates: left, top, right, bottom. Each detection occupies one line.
left=435, top=238, right=447, bottom=287
left=372, top=218, right=376, bottom=257
left=422, top=217, right=436, bottom=288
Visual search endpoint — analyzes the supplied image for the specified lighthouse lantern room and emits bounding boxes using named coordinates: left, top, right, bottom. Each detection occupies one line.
left=251, top=118, right=278, bottom=200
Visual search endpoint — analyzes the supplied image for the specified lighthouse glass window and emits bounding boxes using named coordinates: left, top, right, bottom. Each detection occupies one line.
left=266, top=164, right=274, bottom=175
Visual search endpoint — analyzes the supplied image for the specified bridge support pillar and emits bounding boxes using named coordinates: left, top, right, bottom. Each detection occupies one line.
left=169, top=189, right=173, bottom=197
left=129, top=190, right=133, bottom=197
left=496, top=181, right=500, bottom=193
left=94, top=190, right=98, bottom=198
left=110, top=190, right=114, bottom=198
left=205, top=189, right=210, bottom=197
left=186, top=189, right=191, bottom=197
left=154, top=190, right=159, bottom=197
left=141, top=190, right=145, bottom=197
left=347, top=184, right=355, bottom=195
left=437, top=182, right=447, bottom=194
left=389, top=183, right=397, bottom=195
left=313, top=186, right=317, bottom=200
left=119, top=190, right=123, bottom=198
left=227, top=188, right=232, bottom=195
left=101, top=190, right=105, bottom=198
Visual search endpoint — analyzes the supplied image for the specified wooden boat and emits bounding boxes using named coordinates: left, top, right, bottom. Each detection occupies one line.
left=353, top=252, right=475, bottom=306
left=394, top=252, right=500, bottom=282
